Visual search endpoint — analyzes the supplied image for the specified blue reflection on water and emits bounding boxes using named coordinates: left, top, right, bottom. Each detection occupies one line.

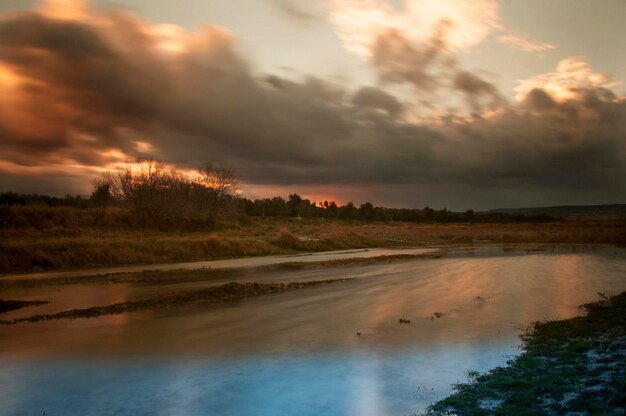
left=0, top=343, right=515, bottom=416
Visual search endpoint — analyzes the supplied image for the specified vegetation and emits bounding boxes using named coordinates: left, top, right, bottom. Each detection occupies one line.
left=91, top=160, right=239, bottom=228
left=0, top=218, right=624, bottom=274
left=0, top=161, right=624, bottom=274
left=424, top=291, right=626, bottom=415
left=241, top=195, right=557, bottom=223
left=491, top=204, right=626, bottom=221
left=0, top=158, right=561, bottom=231
left=0, top=190, right=557, bottom=230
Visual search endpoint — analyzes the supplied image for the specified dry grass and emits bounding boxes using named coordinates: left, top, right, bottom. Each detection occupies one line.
left=1, top=218, right=624, bottom=274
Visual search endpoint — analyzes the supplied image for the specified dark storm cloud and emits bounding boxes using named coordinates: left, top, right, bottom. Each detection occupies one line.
left=452, top=70, right=505, bottom=113
left=352, top=86, right=404, bottom=117
left=523, top=88, right=556, bottom=111
left=0, top=12, right=167, bottom=158
left=0, top=167, right=95, bottom=195
left=370, top=25, right=454, bottom=92
left=0, top=5, right=624, bottom=207
left=436, top=86, right=626, bottom=189
left=367, top=25, right=505, bottom=115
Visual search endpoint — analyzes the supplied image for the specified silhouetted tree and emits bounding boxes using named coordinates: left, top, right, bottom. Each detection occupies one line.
left=94, top=159, right=239, bottom=227
left=338, top=202, right=358, bottom=220
left=90, top=182, right=113, bottom=208
left=359, top=202, right=375, bottom=221
left=287, top=193, right=303, bottom=217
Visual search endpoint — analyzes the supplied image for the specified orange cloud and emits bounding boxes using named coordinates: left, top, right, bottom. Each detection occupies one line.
left=37, top=0, right=88, bottom=21
left=515, top=57, right=621, bottom=102
left=0, top=0, right=625, bottom=208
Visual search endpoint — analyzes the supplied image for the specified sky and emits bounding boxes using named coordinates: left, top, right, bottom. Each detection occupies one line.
left=0, top=0, right=625, bottom=210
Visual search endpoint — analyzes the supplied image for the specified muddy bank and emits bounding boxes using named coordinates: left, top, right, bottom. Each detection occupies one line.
left=425, top=291, right=626, bottom=415
left=0, top=279, right=352, bottom=325
left=269, top=252, right=445, bottom=270
left=0, top=299, right=48, bottom=313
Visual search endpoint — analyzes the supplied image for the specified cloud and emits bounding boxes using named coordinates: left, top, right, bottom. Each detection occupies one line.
left=515, top=57, right=622, bottom=102
left=0, top=1, right=624, bottom=209
left=363, top=25, right=505, bottom=118
left=327, top=0, right=555, bottom=58
left=37, top=0, right=89, bottom=21
left=497, top=32, right=555, bottom=53
left=326, top=0, right=555, bottom=115
left=445, top=87, right=626, bottom=187
left=453, top=70, right=505, bottom=113
left=270, top=0, right=320, bottom=22
left=352, top=86, right=404, bottom=117
left=327, top=0, right=507, bottom=118
left=0, top=7, right=248, bottom=166
left=368, top=25, right=454, bottom=93
left=327, top=0, right=501, bottom=57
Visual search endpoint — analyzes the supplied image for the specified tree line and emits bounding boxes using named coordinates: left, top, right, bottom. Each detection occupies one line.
left=240, top=194, right=555, bottom=223
left=0, top=159, right=557, bottom=228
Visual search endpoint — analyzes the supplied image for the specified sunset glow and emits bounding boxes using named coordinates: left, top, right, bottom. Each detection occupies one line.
left=515, top=57, right=622, bottom=102
left=37, top=0, right=88, bottom=20
left=328, top=0, right=501, bottom=57
left=0, top=0, right=624, bottom=208
left=148, top=24, right=188, bottom=55
left=0, top=65, right=21, bottom=89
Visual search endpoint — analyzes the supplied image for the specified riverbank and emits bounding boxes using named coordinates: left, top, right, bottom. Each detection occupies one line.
left=425, top=291, right=626, bottom=415
left=1, top=218, right=624, bottom=274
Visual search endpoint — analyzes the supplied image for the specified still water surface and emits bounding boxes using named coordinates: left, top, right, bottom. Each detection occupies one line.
left=1, top=246, right=626, bottom=415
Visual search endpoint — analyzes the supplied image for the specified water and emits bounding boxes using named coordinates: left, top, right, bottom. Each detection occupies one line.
left=1, top=246, right=626, bottom=415
left=0, top=247, right=437, bottom=281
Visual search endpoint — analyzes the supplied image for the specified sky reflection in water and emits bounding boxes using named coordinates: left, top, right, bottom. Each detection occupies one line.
left=1, top=247, right=626, bottom=415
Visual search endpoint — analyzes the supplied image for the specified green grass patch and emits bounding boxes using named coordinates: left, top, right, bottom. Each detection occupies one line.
left=424, top=291, right=626, bottom=415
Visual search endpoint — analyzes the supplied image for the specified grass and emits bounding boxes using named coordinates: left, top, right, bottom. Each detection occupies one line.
left=0, top=279, right=353, bottom=325
left=424, top=291, right=626, bottom=416
left=1, top=217, right=624, bottom=274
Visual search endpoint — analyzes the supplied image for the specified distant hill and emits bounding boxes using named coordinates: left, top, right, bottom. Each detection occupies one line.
left=489, top=204, right=626, bottom=220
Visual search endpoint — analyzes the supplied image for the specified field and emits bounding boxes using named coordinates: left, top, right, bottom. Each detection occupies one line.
left=1, top=212, right=624, bottom=274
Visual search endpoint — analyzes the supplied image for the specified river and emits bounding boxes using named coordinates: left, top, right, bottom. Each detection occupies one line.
left=1, top=246, right=625, bottom=415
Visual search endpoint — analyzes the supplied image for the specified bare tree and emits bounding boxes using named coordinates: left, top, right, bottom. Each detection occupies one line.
left=94, top=159, right=239, bottom=227
left=199, top=163, right=239, bottom=204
